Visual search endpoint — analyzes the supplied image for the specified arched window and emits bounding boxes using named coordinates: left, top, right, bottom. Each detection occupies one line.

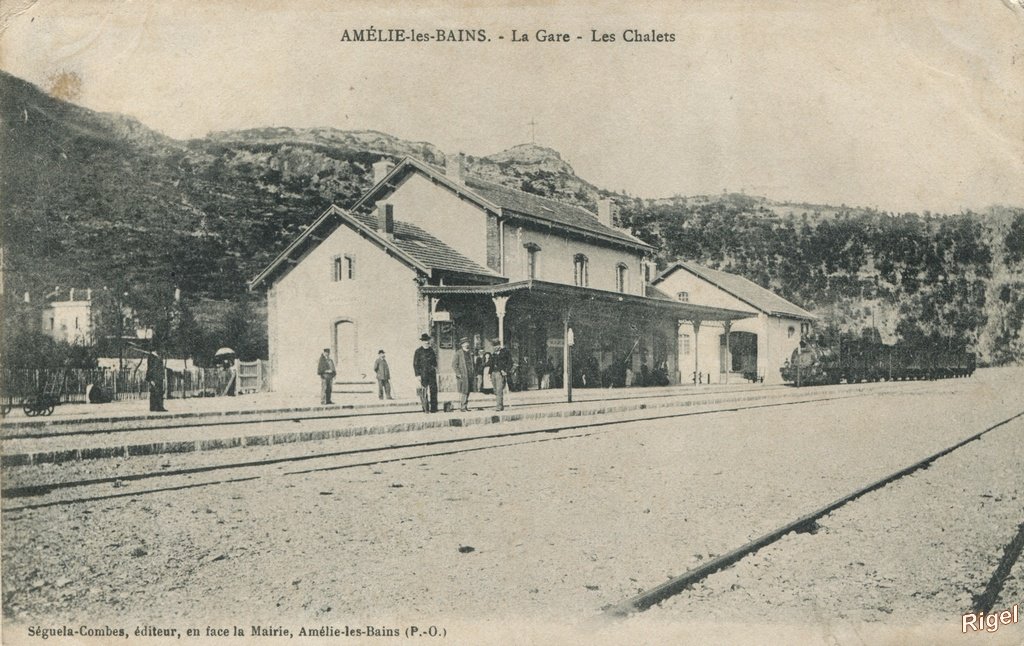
left=573, top=254, right=589, bottom=287
left=615, top=263, right=629, bottom=293
left=524, top=242, right=541, bottom=280
left=788, top=326, right=796, bottom=338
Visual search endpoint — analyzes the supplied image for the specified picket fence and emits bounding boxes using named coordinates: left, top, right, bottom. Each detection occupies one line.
left=0, top=360, right=272, bottom=405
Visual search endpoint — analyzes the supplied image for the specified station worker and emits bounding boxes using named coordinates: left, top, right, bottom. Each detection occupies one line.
left=452, top=337, right=473, bottom=412
left=373, top=349, right=393, bottom=400
left=145, top=350, right=168, bottom=412
left=317, top=348, right=336, bottom=405
left=488, top=338, right=512, bottom=412
left=413, top=333, right=438, bottom=413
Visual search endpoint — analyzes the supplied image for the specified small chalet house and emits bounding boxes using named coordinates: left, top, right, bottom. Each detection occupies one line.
left=250, top=156, right=753, bottom=396
left=652, top=262, right=815, bottom=384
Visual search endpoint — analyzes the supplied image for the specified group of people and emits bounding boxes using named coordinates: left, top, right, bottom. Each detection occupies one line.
left=316, top=333, right=512, bottom=413
left=415, top=333, right=511, bottom=413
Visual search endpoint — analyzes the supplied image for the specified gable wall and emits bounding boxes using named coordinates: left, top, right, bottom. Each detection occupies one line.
left=268, top=220, right=423, bottom=395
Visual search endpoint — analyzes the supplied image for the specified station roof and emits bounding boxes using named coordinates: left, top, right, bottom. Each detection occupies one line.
left=653, top=261, right=816, bottom=321
left=351, top=157, right=655, bottom=252
left=249, top=205, right=502, bottom=289
left=420, top=279, right=755, bottom=322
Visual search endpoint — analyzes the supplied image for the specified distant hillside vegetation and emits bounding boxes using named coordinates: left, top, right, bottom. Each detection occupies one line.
left=1, top=70, right=1022, bottom=364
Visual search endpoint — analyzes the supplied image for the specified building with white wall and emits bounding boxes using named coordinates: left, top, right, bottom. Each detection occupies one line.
left=39, top=287, right=94, bottom=344
left=250, top=157, right=754, bottom=397
left=651, top=262, right=815, bottom=384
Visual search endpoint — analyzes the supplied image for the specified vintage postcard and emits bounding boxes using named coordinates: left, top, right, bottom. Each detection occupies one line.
left=2, top=1, right=1023, bottom=645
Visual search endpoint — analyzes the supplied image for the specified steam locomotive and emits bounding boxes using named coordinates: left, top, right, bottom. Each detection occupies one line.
left=781, top=329, right=976, bottom=387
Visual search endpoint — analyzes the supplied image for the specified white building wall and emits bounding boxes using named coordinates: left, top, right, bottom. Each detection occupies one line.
left=656, top=267, right=807, bottom=384
left=654, top=269, right=756, bottom=312
left=381, top=173, right=489, bottom=269
left=41, top=301, right=93, bottom=344
left=762, top=313, right=804, bottom=384
left=504, top=225, right=645, bottom=294
left=267, top=223, right=424, bottom=397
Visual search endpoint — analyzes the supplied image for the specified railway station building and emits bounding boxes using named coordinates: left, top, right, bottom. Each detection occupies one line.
left=250, top=156, right=808, bottom=397
left=652, top=262, right=815, bottom=384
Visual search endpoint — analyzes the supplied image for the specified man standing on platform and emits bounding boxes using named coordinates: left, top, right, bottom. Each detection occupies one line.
left=452, top=337, right=473, bottom=412
left=317, top=348, right=336, bottom=405
left=488, top=338, right=512, bottom=412
left=145, top=349, right=168, bottom=412
left=413, top=333, right=438, bottom=413
left=373, top=349, right=393, bottom=400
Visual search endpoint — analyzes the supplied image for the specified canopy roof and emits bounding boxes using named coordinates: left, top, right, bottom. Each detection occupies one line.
left=420, top=279, right=755, bottom=322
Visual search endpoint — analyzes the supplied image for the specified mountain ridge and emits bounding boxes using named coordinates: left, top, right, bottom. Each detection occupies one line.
left=2, top=69, right=1022, bottom=363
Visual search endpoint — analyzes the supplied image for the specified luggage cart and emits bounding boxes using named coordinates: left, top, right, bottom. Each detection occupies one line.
left=21, top=371, right=65, bottom=417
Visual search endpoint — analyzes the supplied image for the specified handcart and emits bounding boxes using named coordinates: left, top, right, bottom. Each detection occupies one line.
left=20, top=371, right=66, bottom=417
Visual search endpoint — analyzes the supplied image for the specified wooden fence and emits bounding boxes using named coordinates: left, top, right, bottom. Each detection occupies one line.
left=0, top=360, right=272, bottom=405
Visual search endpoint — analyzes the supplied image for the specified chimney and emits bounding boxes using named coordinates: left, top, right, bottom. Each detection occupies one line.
left=372, top=159, right=394, bottom=185
left=446, top=152, right=466, bottom=183
left=69, top=288, right=75, bottom=301
left=597, top=198, right=614, bottom=227
left=87, top=288, right=92, bottom=300
left=23, top=291, right=30, bottom=304
left=377, top=203, right=395, bottom=239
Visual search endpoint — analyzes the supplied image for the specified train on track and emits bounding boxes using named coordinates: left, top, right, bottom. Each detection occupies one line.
left=781, top=329, right=976, bottom=387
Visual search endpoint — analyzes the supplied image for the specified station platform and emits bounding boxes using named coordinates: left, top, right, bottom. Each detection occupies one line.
left=0, top=381, right=894, bottom=469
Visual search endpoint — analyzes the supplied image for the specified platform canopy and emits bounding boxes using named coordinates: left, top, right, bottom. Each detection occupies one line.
left=419, top=279, right=756, bottom=322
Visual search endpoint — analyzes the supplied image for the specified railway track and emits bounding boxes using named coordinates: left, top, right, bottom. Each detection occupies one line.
left=1, top=387, right=906, bottom=511
left=604, top=407, right=1024, bottom=618
left=1, top=383, right=792, bottom=440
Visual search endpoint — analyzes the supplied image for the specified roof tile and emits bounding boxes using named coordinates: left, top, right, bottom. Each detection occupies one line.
left=462, top=177, right=652, bottom=249
left=669, top=262, right=814, bottom=319
left=350, top=212, right=499, bottom=278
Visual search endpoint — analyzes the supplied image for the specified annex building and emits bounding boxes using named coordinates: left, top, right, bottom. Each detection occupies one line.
left=250, top=156, right=810, bottom=396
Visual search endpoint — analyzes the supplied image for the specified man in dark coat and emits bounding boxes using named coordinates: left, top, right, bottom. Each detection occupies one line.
left=413, top=333, right=438, bottom=413
left=145, top=350, right=168, bottom=412
left=452, top=337, right=473, bottom=411
left=317, top=348, right=336, bottom=404
left=488, top=338, right=512, bottom=412
left=373, top=349, right=393, bottom=400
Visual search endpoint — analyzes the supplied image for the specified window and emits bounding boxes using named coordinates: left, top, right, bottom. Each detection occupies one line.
left=677, top=291, right=689, bottom=302
left=524, top=243, right=541, bottom=279
left=49, top=317, right=55, bottom=330
left=615, top=263, right=629, bottom=293
left=788, top=326, right=796, bottom=338
left=573, top=254, right=589, bottom=287
left=680, top=333, right=691, bottom=355
left=332, top=255, right=355, bottom=281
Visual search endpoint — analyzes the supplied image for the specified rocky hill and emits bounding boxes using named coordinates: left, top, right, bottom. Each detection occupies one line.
left=1, top=70, right=1022, bottom=363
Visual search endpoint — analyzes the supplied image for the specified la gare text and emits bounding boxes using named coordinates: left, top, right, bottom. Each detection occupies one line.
left=340, top=28, right=676, bottom=43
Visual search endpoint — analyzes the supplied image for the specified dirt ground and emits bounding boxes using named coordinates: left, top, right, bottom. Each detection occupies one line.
left=2, top=370, right=1021, bottom=645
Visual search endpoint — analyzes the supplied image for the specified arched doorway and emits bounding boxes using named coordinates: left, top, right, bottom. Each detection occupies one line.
left=332, top=319, right=358, bottom=380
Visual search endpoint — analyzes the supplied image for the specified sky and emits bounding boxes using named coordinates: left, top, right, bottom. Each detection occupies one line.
left=1, top=0, right=1022, bottom=213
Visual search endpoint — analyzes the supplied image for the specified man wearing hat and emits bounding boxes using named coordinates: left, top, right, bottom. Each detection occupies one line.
left=413, top=333, right=438, bottom=413
left=317, top=348, right=336, bottom=404
left=145, top=349, right=168, bottom=412
left=372, top=349, right=393, bottom=400
left=488, top=338, right=512, bottom=411
left=452, top=336, right=473, bottom=412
